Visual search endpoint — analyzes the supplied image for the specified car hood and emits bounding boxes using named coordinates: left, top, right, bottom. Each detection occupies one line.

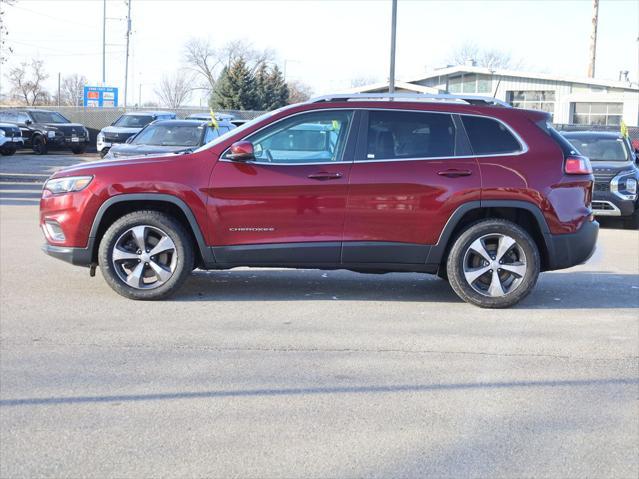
left=591, top=160, right=637, bottom=175
left=101, top=126, right=144, bottom=135
left=40, top=122, right=85, bottom=129
left=49, top=151, right=190, bottom=178
left=107, top=144, right=194, bottom=158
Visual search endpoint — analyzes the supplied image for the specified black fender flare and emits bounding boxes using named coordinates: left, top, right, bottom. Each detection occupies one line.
left=88, top=193, right=215, bottom=266
left=426, top=200, right=552, bottom=266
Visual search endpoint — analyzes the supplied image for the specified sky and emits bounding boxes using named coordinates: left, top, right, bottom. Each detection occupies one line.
left=1, top=0, right=638, bottom=106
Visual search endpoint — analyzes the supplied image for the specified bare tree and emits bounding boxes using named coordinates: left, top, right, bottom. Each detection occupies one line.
left=350, top=76, right=379, bottom=88
left=287, top=80, right=312, bottom=104
left=0, top=0, right=17, bottom=65
left=56, top=73, right=86, bottom=106
left=183, top=37, right=274, bottom=95
left=448, top=42, right=522, bottom=70
left=7, top=59, right=50, bottom=105
left=184, top=38, right=219, bottom=94
left=154, top=71, right=194, bottom=109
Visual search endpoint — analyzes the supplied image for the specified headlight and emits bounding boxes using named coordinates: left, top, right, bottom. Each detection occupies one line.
left=97, top=132, right=104, bottom=141
left=47, top=130, right=56, bottom=138
left=44, top=176, right=93, bottom=194
left=0, top=130, right=5, bottom=137
left=626, top=178, right=637, bottom=195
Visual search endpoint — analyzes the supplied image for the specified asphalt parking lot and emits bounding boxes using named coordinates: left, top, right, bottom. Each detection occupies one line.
left=1, top=153, right=638, bottom=478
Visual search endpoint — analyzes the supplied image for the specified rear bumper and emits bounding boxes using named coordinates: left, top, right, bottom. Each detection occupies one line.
left=545, top=219, right=599, bottom=271
left=42, top=243, right=93, bottom=267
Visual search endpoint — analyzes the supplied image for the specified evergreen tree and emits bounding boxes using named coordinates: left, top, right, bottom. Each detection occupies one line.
left=266, top=65, right=289, bottom=110
left=210, top=58, right=258, bottom=110
left=254, top=63, right=270, bottom=111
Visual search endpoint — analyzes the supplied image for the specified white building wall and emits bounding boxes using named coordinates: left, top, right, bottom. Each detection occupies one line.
left=416, top=75, right=639, bottom=126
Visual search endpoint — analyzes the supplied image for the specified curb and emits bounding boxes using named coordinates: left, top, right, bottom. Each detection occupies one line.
left=0, top=173, right=49, bottom=183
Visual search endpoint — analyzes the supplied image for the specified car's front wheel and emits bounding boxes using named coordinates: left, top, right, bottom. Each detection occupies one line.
left=98, top=211, right=194, bottom=300
left=446, top=219, right=540, bottom=308
left=32, top=135, right=48, bottom=155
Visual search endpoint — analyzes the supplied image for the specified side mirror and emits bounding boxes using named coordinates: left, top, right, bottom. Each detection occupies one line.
left=25, top=119, right=32, bottom=126
left=227, top=141, right=254, bottom=161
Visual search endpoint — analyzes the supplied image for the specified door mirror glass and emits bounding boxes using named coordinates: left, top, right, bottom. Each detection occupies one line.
left=228, top=141, right=255, bottom=161
left=24, top=119, right=32, bottom=125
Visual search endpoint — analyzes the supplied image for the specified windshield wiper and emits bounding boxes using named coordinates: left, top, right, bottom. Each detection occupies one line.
left=172, top=147, right=194, bottom=155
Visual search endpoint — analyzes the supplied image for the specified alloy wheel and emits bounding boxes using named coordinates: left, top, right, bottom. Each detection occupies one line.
left=462, top=233, right=527, bottom=297
left=111, top=225, right=178, bottom=290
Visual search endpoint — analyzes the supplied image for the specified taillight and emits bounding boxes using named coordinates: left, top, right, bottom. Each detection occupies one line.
left=564, top=155, right=593, bottom=175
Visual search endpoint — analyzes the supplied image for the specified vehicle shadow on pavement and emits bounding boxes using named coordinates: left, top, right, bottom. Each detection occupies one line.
left=1, top=377, right=636, bottom=407
left=0, top=182, right=42, bottom=206
left=174, top=270, right=639, bottom=309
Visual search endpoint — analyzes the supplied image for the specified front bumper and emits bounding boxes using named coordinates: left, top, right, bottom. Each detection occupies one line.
left=545, top=219, right=599, bottom=271
left=46, top=136, right=90, bottom=148
left=592, top=191, right=637, bottom=217
left=42, top=243, right=93, bottom=267
left=0, top=137, right=24, bottom=147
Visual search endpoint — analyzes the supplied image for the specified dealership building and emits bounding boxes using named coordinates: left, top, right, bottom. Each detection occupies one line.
left=350, top=65, right=639, bottom=127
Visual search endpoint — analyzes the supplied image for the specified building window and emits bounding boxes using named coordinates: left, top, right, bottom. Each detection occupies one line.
left=506, top=91, right=555, bottom=116
left=571, top=102, right=623, bottom=126
left=448, top=74, right=492, bottom=94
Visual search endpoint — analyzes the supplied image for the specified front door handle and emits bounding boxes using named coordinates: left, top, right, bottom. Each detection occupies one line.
left=437, top=169, right=472, bottom=178
left=307, top=172, right=343, bottom=181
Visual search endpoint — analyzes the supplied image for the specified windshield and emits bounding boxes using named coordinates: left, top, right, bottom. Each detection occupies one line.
left=132, top=124, right=203, bottom=146
left=113, top=115, right=154, bottom=128
left=193, top=108, right=285, bottom=153
left=565, top=137, right=630, bottom=162
left=31, top=111, right=69, bottom=124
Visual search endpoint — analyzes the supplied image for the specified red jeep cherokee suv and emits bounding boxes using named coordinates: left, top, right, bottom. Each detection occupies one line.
left=40, top=94, right=598, bottom=308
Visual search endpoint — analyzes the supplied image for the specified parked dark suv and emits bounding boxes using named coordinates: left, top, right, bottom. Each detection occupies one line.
left=0, top=109, right=90, bottom=154
left=39, top=93, right=598, bottom=308
left=562, top=131, right=638, bottom=229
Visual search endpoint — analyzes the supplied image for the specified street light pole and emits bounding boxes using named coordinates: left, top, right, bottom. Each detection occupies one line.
left=388, top=0, right=397, bottom=94
left=102, top=0, right=106, bottom=84
left=123, top=0, right=132, bottom=108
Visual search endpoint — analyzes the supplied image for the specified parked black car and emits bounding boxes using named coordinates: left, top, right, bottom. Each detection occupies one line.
left=105, top=118, right=235, bottom=159
left=0, top=109, right=90, bottom=155
left=97, top=110, right=176, bottom=157
left=563, top=131, right=639, bottom=228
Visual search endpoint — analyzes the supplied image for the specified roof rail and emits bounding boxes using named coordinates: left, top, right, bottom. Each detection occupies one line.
left=309, top=92, right=511, bottom=108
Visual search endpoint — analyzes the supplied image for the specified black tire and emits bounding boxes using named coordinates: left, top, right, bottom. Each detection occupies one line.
left=71, top=145, right=87, bottom=154
left=32, top=135, right=48, bottom=155
left=98, top=210, right=194, bottom=300
left=446, top=219, right=540, bottom=308
left=0, top=144, right=17, bottom=156
left=623, top=209, right=639, bottom=230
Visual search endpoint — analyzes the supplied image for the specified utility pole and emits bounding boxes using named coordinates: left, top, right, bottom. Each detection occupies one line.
left=102, top=0, right=106, bottom=84
left=388, top=0, right=397, bottom=94
left=123, top=0, right=132, bottom=108
left=587, top=0, right=599, bottom=78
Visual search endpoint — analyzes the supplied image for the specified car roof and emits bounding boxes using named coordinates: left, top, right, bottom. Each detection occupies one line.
left=148, top=119, right=209, bottom=126
left=124, top=111, right=175, bottom=116
left=187, top=112, right=235, bottom=120
left=561, top=131, right=623, bottom=140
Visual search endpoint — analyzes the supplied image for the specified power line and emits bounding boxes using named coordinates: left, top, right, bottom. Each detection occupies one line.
left=11, top=4, right=96, bottom=30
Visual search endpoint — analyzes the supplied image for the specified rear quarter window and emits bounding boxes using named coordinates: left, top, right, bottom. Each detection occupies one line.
left=462, top=116, right=522, bottom=155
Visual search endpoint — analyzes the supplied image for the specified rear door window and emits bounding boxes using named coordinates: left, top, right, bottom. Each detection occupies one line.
left=461, top=115, right=522, bottom=155
left=365, top=110, right=456, bottom=160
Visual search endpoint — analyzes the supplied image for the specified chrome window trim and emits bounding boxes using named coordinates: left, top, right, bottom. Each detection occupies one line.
left=219, top=107, right=528, bottom=166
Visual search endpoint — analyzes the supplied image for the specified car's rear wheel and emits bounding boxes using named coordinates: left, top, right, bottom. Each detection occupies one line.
left=98, top=211, right=194, bottom=300
left=446, top=219, right=540, bottom=308
left=0, top=144, right=17, bottom=156
left=32, top=135, right=48, bottom=155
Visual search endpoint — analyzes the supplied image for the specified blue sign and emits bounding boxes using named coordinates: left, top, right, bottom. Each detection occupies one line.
left=83, top=86, right=118, bottom=108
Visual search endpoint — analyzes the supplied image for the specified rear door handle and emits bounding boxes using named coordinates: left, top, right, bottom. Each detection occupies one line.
left=307, top=172, right=343, bottom=180
left=437, top=169, right=472, bottom=178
